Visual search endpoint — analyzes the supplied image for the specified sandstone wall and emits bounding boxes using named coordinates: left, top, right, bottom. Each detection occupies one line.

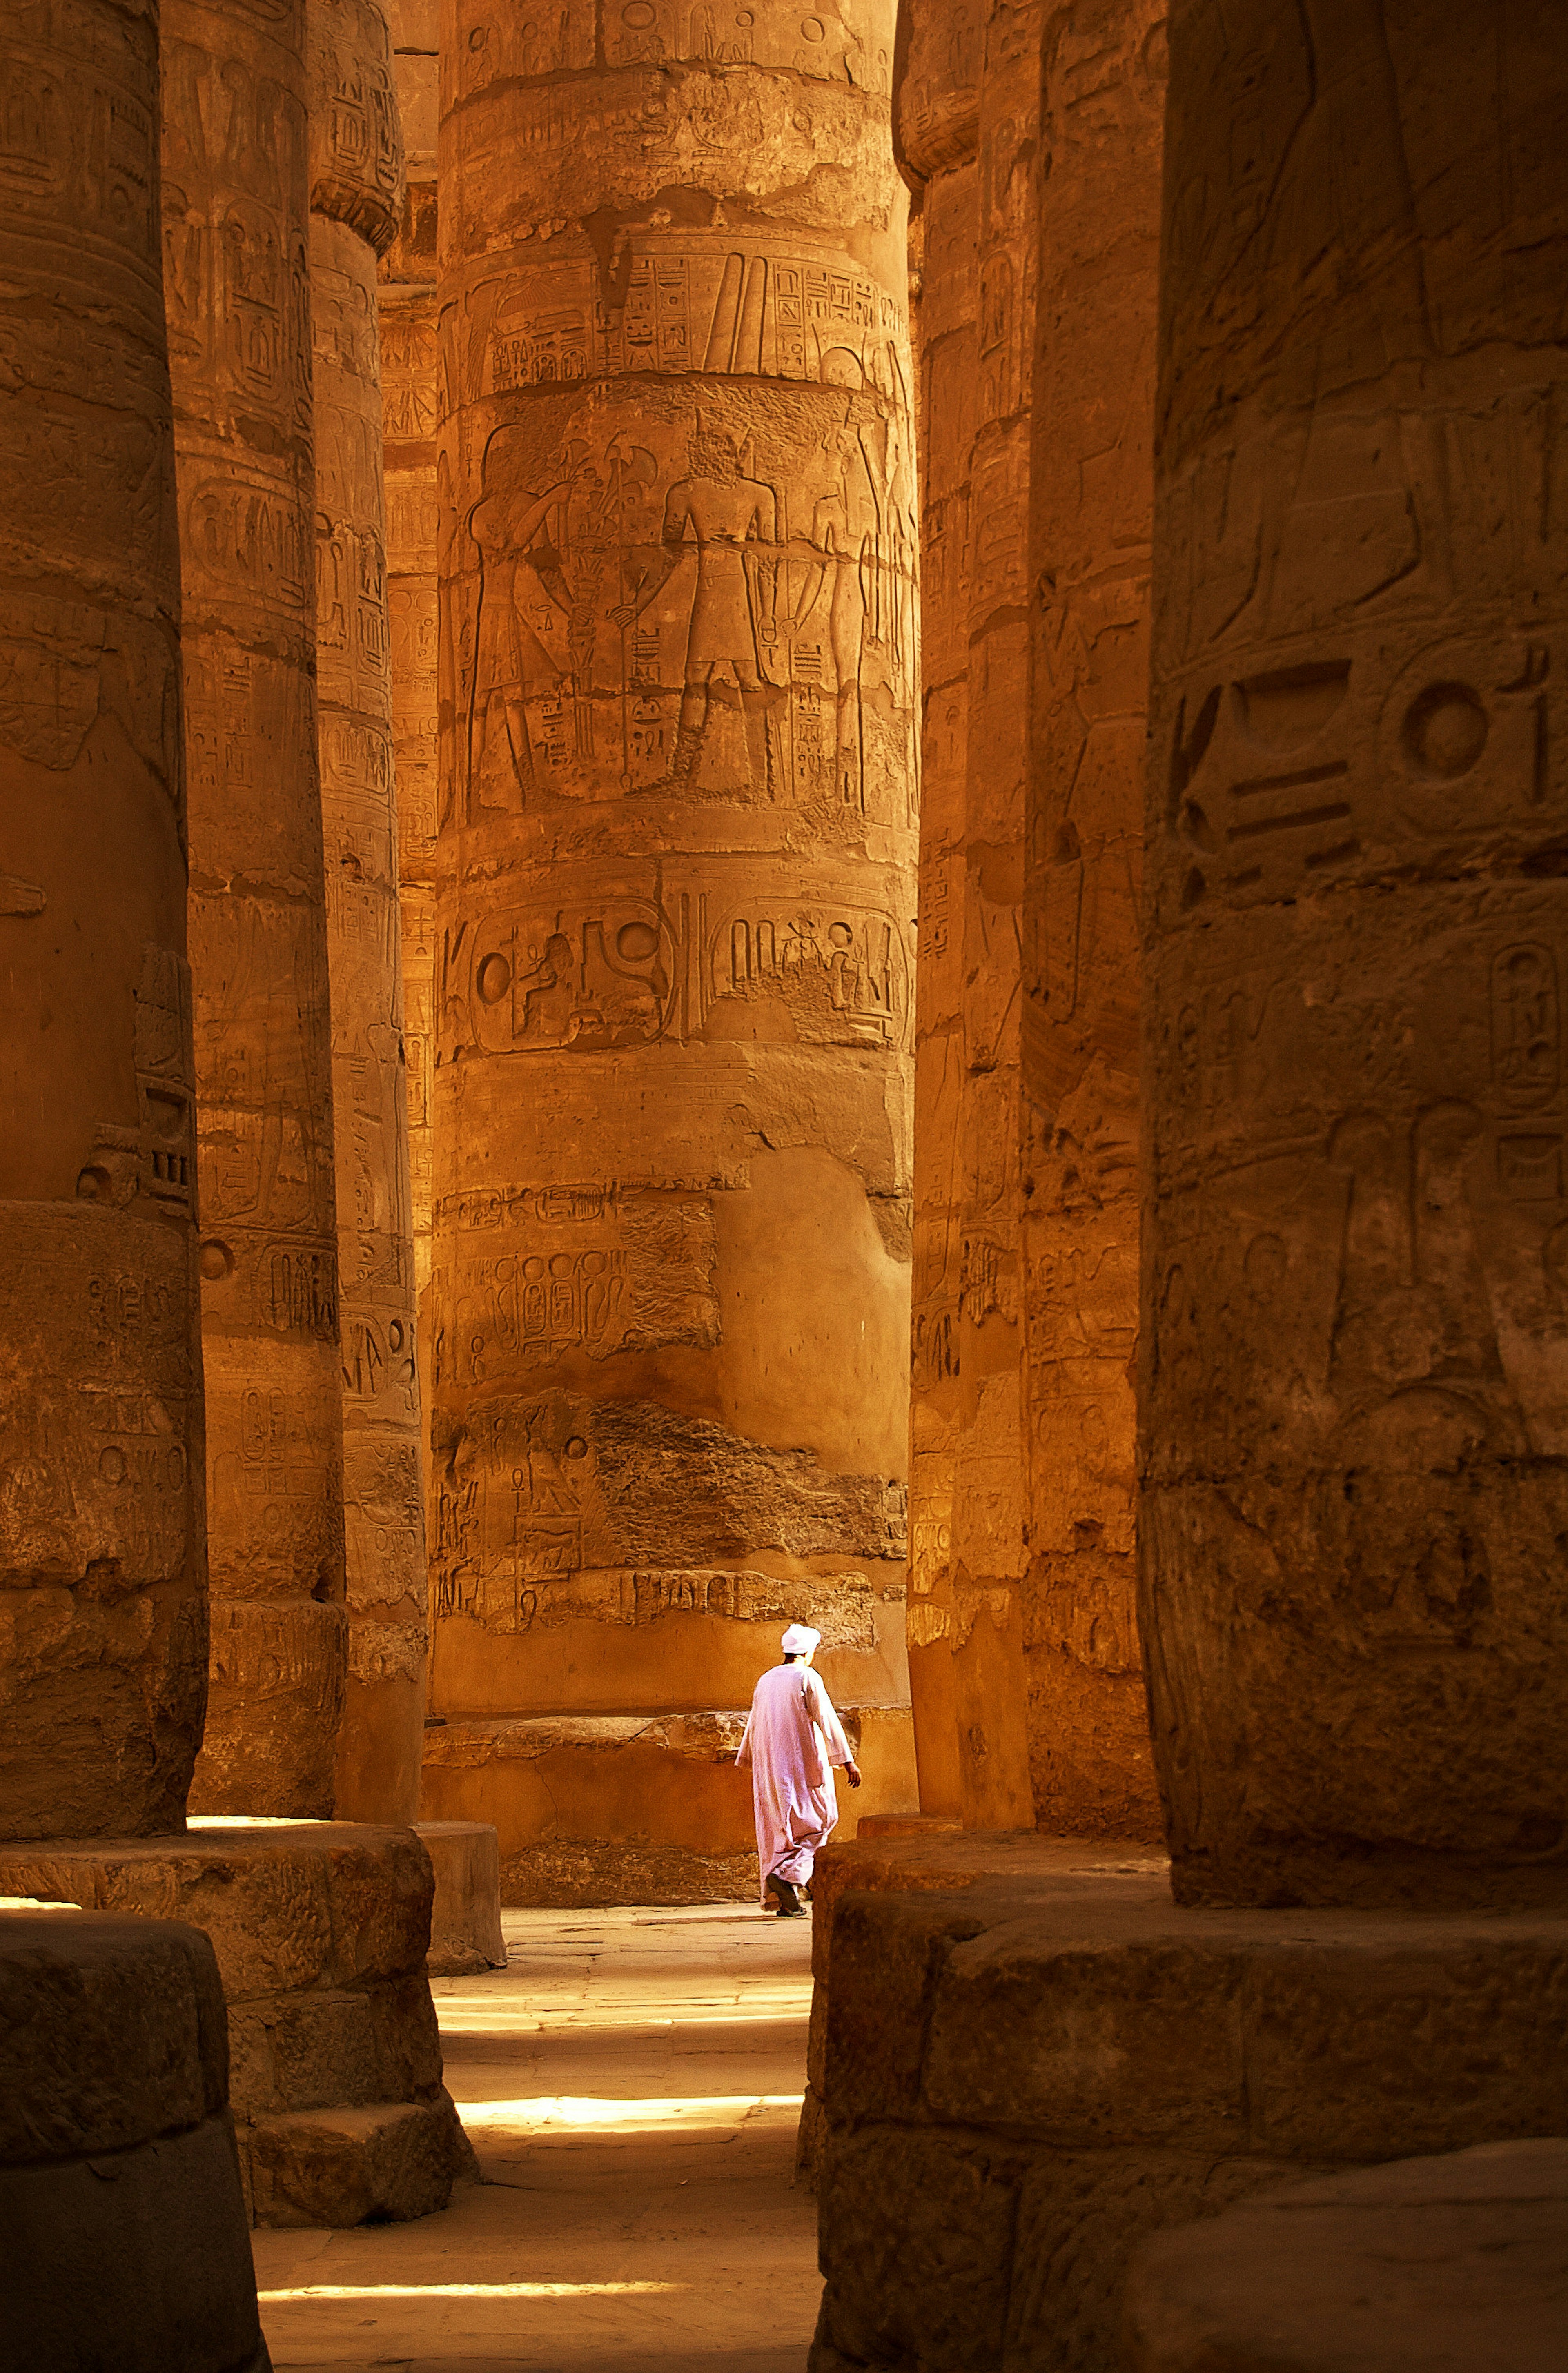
left=0, top=0, right=206, bottom=1837
left=310, top=0, right=428, bottom=1821
left=1144, top=0, right=1568, bottom=1908
left=166, top=0, right=348, bottom=1814
left=899, top=0, right=1033, bottom=1828
left=430, top=0, right=919, bottom=1884
left=1021, top=0, right=1164, bottom=1834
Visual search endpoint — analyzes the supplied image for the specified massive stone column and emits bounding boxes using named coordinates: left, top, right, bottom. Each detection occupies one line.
left=900, top=0, right=1034, bottom=1829
left=1021, top=0, right=1163, bottom=1834
left=309, top=0, right=428, bottom=1821
left=429, top=0, right=920, bottom=1899
left=0, top=0, right=205, bottom=1837
left=1144, top=0, right=1568, bottom=1907
left=164, top=0, right=347, bottom=1814
left=380, top=3, right=439, bottom=1321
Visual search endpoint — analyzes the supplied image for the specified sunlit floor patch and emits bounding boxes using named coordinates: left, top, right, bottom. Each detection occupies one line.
left=455, top=2093, right=804, bottom=2130
left=260, top=2282, right=682, bottom=2302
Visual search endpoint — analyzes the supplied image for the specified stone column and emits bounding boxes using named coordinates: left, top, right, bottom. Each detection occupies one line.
left=1021, top=0, right=1163, bottom=1835
left=0, top=0, right=205, bottom=1838
left=164, top=0, right=347, bottom=1815
left=1145, top=0, right=1568, bottom=1908
left=430, top=0, right=920, bottom=1899
left=308, top=0, right=428, bottom=1822
left=901, top=0, right=1035, bottom=1829
left=379, top=4, right=439, bottom=1323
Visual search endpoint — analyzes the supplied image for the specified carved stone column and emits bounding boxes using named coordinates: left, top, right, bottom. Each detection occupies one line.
left=430, top=0, right=920, bottom=1898
left=379, top=2, right=438, bottom=1323
left=164, top=0, right=347, bottom=1814
left=0, top=0, right=205, bottom=1837
left=1145, top=0, right=1568, bottom=1908
left=308, top=0, right=427, bottom=1821
left=1021, top=0, right=1164, bottom=1835
left=900, top=0, right=1035, bottom=1829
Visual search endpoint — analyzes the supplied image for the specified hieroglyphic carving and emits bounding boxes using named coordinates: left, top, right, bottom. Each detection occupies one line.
left=310, top=0, right=425, bottom=1819
left=166, top=0, right=348, bottom=1817
left=898, top=0, right=1038, bottom=1828
left=432, top=2, right=916, bottom=1845
left=0, top=0, right=206, bottom=1837
left=1143, top=0, right=1568, bottom=1909
left=1018, top=0, right=1163, bottom=1839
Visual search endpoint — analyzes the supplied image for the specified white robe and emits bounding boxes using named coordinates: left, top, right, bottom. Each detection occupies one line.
left=736, top=1662, right=853, bottom=1902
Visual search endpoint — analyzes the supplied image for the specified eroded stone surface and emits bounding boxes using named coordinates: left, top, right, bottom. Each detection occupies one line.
left=1143, top=0, right=1568, bottom=1909
left=1124, top=2138, right=1568, bottom=2373
left=0, top=1908, right=267, bottom=2373
left=429, top=0, right=919, bottom=1885
left=1021, top=0, right=1164, bottom=1841
left=0, top=0, right=205, bottom=1839
left=164, top=0, right=347, bottom=1816
left=0, top=1824, right=470, bottom=2227
left=309, top=0, right=428, bottom=1822
left=806, top=1844, right=1568, bottom=2372
left=900, top=0, right=1035, bottom=1831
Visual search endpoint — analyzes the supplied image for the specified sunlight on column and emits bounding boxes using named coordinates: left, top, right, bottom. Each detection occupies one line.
left=454, top=2092, right=805, bottom=2129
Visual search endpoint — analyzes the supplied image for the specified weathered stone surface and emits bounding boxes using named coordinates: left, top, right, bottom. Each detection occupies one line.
left=806, top=1845, right=1568, bottom=2372
left=309, top=0, right=428, bottom=1823
left=1124, top=2138, right=1568, bottom=2373
left=0, top=1824, right=469, bottom=2227
left=900, top=0, right=1035, bottom=1831
left=164, top=0, right=347, bottom=1817
left=423, top=1701, right=918, bottom=1906
left=248, top=2094, right=468, bottom=2228
left=415, top=1819, right=506, bottom=1974
left=430, top=0, right=918, bottom=1888
left=0, top=0, right=206, bottom=1840
left=1021, top=0, right=1164, bottom=1843
left=0, top=1908, right=226, bottom=2164
left=0, top=1909, right=268, bottom=2373
left=1143, top=2, right=1568, bottom=1908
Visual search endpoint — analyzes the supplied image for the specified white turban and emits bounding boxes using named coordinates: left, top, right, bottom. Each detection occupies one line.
left=781, top=1624, right=821, bottom=1657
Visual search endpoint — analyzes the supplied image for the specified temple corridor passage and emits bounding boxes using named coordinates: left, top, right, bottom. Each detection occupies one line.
left=253, top=1906, right=818, bottom=2370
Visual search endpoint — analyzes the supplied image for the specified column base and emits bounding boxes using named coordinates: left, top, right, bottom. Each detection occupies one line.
left=420, top=1705, right=919, bottom=1908
left=805, top=1837, right=1568, bottom=2371
left=0, top=1822, right=476, bottom=2228
left=1124, top=2138, right=1568, bottom=2372
left=0, top=1906, right=269, bottom=2369
left=414, top=1820, right=507, bottom=1975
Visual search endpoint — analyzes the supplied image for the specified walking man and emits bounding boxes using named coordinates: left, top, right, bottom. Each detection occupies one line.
left=736, top=1624, right=861, bottom=1917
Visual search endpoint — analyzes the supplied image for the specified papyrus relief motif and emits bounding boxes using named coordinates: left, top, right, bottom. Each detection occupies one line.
left=1145, top=0, right=1568, bottom=1908
left=430, top=0, right=918, bottom=1785
left=310, top=0, right=427, bottom=1819
left=166, top=0, right=348, bottom=1815
left=0, top=0, right=207, bottom=1836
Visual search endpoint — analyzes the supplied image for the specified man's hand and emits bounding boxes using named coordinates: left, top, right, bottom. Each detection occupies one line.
left=844, top=1760, right=862, bottom=1790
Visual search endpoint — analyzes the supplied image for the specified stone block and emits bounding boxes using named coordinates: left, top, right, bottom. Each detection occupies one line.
left=415, top=1820, right=506, bottom=1974
left=245, top=2094, right=471, bottom=2228
left=808, top=1841, right=1568, bottom=2372
left=1123, top=2139, right=1568, bottom=2373
left=0, top=1910, right=227, bottom=2163
left=0, top=1909, right=267, bottom=2372
left=0, top=1825, right=465, bottom=2228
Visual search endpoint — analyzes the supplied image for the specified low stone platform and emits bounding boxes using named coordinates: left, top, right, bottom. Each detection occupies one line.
left=1124, top=2137, right=1568, bottom=2371
left=421, top=1703, right=920, bottom=1907
left=0, top=1905, right=270, bottom=2370
left=804, top=1834, right=1568, bottom=2372
left=0, top=1823, right=475, bottom=2228
left=415, top=1820, right=506, bottom=1976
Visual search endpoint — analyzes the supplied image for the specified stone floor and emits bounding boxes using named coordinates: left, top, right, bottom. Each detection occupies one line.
left=254, top=1903, right=819, bottom=2372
